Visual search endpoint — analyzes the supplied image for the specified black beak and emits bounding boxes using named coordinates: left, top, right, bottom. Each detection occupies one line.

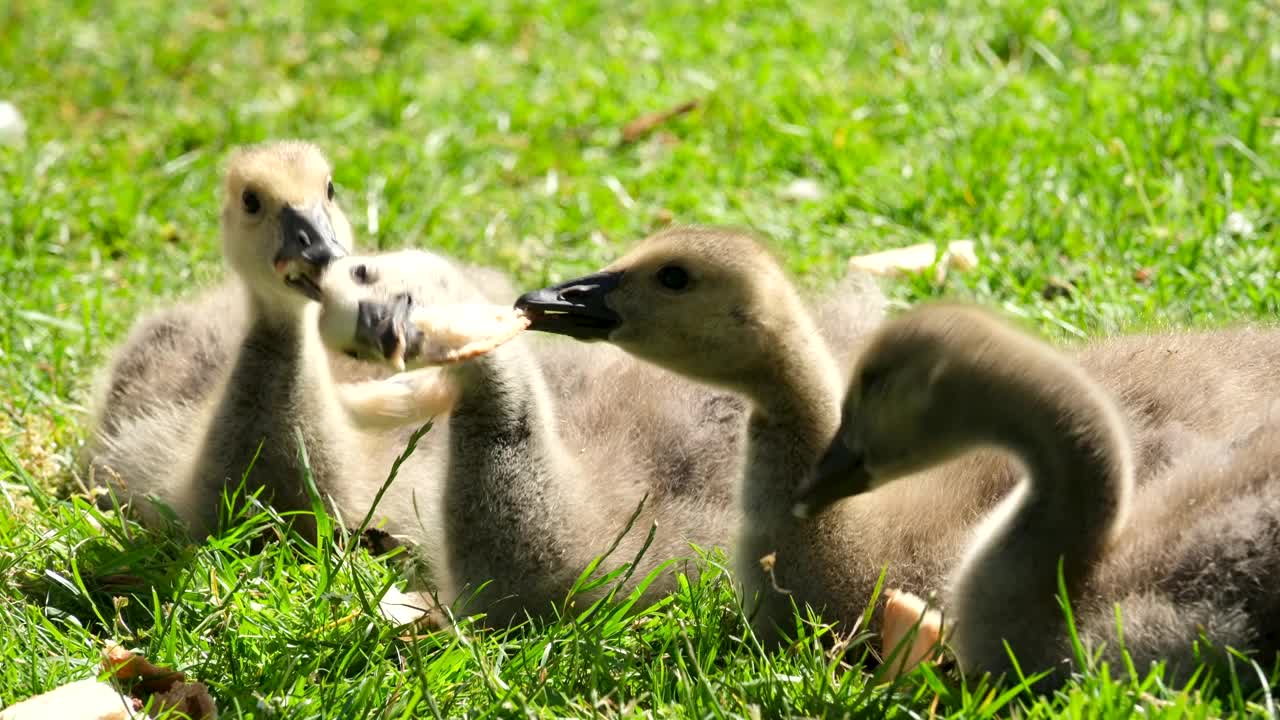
left=791, top=432, right=872, bottom=519
left=275, top=203, right=348, bottom=300
left=353, top=293, right=425, bottom=363
left=514, top=271, right=624, bottom=341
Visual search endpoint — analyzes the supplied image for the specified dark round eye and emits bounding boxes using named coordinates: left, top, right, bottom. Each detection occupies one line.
left=326, top=179, right=335, bottom=202
left=656, top=265, right=690, bottom=291
left=242, top=189, right=261, bottom=215
left=860, top=367, right=887, bottom=394
left=352, top=264, right=374, bottom=285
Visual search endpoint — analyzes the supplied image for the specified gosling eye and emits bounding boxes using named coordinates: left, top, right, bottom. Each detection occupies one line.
left=326, top=178, right=335, bottom=202
left=242, top=189, right=261, bottom=215
left=656, top=265, right=690, bottom=291
left=860, top=367, right=888, bottom=395
left=352, top=263, right=375, bottom=285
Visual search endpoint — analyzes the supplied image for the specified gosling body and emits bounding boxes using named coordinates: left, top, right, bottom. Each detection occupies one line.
left=803, top=304, right=1280, bottom=684
left=517, top=226, right=1280, bottom=653
left=319, top=245, right=886, bottom=624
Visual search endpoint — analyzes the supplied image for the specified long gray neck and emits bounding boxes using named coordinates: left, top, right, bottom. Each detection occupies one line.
left=947, top=362, right=1132, bottom=676
left=967, top=368, right=1131, bottom=586
left=191, top=291, right=338, bottom=539
left=740, top=335, right=844, bottom=519
left=730, top=326, right=845, bottom=643
left=442, top=340, right=586, bottom=621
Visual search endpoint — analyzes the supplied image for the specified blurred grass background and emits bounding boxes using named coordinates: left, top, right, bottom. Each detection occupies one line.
left=0, top=0, right=1277, bottom=715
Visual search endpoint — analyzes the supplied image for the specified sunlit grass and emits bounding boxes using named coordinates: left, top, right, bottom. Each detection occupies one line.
left=0, top=0, right=1277, bottom=715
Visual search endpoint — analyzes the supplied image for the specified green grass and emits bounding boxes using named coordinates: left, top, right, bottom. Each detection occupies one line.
left=1, top=0, right=1278, bottom=716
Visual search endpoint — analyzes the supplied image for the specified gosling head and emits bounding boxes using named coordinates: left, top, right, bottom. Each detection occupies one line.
left=316, top=251, right=473, bottom=362
left=220, top=140, right=352, bottom=310
left=791, top=304, right=1033, bottom=518
left=515, top=227, right=803, bottom=391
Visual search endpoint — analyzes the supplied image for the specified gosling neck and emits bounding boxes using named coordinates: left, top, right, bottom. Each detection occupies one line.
left=973, top=366, right=1133, bottom=554
left=193, top=291, right=340, bottom=541
left=740, top=324, right=844, bottom=517
left=441, top=340, right=591, bottom=619
left=945, top=356, right=1133, bottom=676
left=447, top=341, right=553, bottom=447
left=243, top=282, right=313, bottom=334
left=444, top=340, right=585, bottom=499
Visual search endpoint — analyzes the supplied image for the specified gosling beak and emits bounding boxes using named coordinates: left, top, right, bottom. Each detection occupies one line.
left=514, top=271, right=624, bottom=341
left=791, top=433, right=872, bottom=519
left=352, top=293, right=424, bottom=364
left=275, top=203, right=348, bottom=301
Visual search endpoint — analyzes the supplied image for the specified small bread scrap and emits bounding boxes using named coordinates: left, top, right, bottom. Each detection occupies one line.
left=338, top=369, right=459, bottom=431
left=378, top=584, right=449, bottom=631
left=393, top=304, right=531, bottom=370
left=0, top=679, right=139, bottom=720
left=879, top=589, right=943, bottom=679
left=0, top=642, right=216, bottom=720
left=848, top=241, right=978, bottom=284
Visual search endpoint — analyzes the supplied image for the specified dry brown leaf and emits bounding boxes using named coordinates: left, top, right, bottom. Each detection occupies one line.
left=103, top=642, right=217, bottom=720
left=103, top=641, right=183, bottom=689
left=621, top=99, right=700, bottom=143
left=1041, top=276, right=1076, bottom=301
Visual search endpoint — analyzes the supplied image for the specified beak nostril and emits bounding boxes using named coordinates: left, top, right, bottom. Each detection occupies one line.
left=297, top=231, right=312, bottom=247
